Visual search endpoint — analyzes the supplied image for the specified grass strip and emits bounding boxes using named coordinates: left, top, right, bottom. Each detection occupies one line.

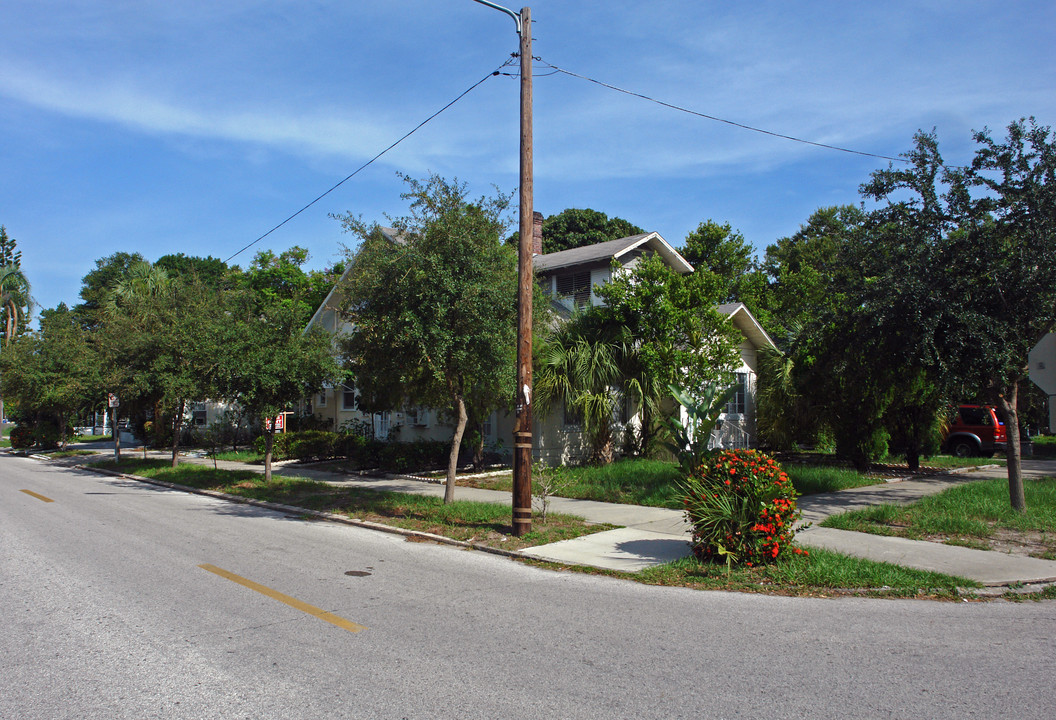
left=636, top=547, right=978, bottom=598
left=94, top=459, right=609, bottom=551
left=208, top=449, right=265, bottom=463
left=821, top=477, right=1056, bottom=558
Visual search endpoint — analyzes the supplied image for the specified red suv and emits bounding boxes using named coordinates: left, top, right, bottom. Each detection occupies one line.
left=944, top=405, right=1007, bottom=457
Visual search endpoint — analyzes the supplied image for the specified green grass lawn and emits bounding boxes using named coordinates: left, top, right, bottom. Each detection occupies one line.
left=207, top=449, right=265, bottom=463
left=1031, top=435, right=1056, bottom=458
left=822, top=476, right=1056, bottom=559
left=638, top=546, right=976, bottom=599
left=892, top=454, right=1004, bottom=469
left=460, top=457, right=885, bottom=508
left=72, top=433, right=112, bottom=443
left=94, top=459, right=607, bottom=551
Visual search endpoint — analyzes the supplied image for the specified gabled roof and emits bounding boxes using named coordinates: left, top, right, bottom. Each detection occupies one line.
left=305, top=226, right=401, bottom=331
left=534, top=231, right=693, bottom=275
left=717, top=302, right=777, bottom=352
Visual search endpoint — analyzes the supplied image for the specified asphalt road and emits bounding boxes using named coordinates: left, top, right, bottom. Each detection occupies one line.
left=3, top=454, right=1054, bottom=720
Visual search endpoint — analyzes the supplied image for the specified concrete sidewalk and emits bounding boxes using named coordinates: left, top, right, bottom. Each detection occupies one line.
left=58, top=448, right=1056, bottom=586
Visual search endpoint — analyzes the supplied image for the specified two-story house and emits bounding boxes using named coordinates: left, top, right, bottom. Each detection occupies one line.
left=305, top=224, right=776, bottom=463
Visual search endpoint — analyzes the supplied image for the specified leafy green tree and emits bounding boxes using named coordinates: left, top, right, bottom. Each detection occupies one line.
left=862, top=119, right=1056, bottom=510
left=74, top=252, right=147, bottom=329
left=0, top=226, right=22, bottom=267
left=99, top=264, right=225, bottom=466
left=220, top=295, right=341, bottom=481
left=1, top=304, right=97, bottom=447
left=596, top=253, right=741, bottom=453
left=154, top=253, right=231, bottom=288
left=761, top=205, right=867, bottom=341
left=241, top=246, right=339, bottom=320
left=537, top=208, right=644, bottom=254
left=0, top=262, right=32, bottom=422
left=754, top=343, right=818, bottom=453
left=336, top=174, right=518, bottom=502
left=681, top=220, right=769, bottom=310
left=537, top=254, right=741, bottom=460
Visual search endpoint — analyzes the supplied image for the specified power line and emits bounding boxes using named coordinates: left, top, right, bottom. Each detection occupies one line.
left=538, top=58, right=909, bottom=165
left=224, top=57, right=516, bottom=264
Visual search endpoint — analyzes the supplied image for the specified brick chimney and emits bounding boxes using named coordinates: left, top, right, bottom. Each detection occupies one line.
left=533, top=211, right=544, bottom=256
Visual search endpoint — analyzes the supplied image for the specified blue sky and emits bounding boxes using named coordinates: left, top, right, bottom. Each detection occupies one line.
left=2, top=1, right=1054, bottom=314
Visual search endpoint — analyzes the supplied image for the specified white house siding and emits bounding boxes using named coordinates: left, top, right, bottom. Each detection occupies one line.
left=710, top=339, right=760, bottom=450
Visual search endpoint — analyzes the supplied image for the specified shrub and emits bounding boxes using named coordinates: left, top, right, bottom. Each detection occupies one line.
left=681, top=448, right=803, bottom=567
left=9, top=424, right=34, bottom=449
left=289, top=430, right=338, bottom=460
left=255, top=431, right=294, bottom=460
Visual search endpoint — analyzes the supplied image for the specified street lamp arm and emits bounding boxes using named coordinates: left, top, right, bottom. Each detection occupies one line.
left=470, top=0, right=523, bottom=34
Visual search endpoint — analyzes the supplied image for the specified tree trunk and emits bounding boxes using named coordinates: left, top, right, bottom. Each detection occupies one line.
left=264, top=423, right=276, bottom=483
left=445, top=392, right=468, bottom=504
left=112, top=406, right=121, bottom=463
left=472, top=422, right=485, bottom=472
left=994, top=385, right=1026, bottom=512
left=171, top=399, right=184, bottom=468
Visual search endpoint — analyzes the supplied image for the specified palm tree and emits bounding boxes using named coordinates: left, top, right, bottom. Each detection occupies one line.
left=0, top=263, right=32, bottom=422
left=535, top=325, right=628, bottom=465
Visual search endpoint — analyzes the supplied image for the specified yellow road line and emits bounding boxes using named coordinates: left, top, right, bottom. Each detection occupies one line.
left=20, top=489, right=54, bottom=503
left=198, top=564, right=366, bottom=634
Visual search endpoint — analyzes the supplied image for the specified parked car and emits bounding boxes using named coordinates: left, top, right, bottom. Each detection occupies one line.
left=943, top=405, right=1007, bottom=457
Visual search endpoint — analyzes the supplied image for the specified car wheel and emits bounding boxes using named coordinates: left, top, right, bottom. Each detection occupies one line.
left=951, top=439, right=977, bottom=458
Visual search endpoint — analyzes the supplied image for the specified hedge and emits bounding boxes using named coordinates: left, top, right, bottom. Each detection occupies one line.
left=254, top=430, right=458, bottom=472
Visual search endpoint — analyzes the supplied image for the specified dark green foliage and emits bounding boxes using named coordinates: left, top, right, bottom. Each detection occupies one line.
left=761, top=205, right=867, bottom=342
left=154, top=253, right=231, bottom=288
left=859, top=119, right=1056, bottom=509
left=0, top=304, right=98, bottom=448
left=537, top=208, right=644, bottom=254
left=680, top=219, right=770, bottom=311
left=0, top=226, right=21, bottom=267
left=220, top=295, right=342, bottom=480
left=74, top=251, right=147, bottom=327
left=240, top=246, right=339, bottom=320
left=9, top=423, right=33, bottom=449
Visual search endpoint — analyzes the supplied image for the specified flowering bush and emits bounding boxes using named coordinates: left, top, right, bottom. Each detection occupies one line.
left=681, top=448, right=803, bottom=566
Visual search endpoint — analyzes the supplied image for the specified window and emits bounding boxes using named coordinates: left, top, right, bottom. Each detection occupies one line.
left=616, top=390, right=632, bottom=425
left=342, top=386, right=356, bottom=411
left=377, top=411, right=391, bottom=439
left=191, top=402, right=207, bottom=426
left=958, top=407, right=991, bottom=426
left=481, top=411, right=495, bottom=439
left=726, top=373, right=747, bottom=415
left=556, top=271, right=592, bottom=309
left=317, top=391, right=327, bottom=408
left=407, top=408, right=430, bottom=427
left=563, top=400, right=583, bottom=428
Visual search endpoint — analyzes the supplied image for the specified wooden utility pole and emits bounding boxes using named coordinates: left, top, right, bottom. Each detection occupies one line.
left=512, top=5, right=533, bottom=536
